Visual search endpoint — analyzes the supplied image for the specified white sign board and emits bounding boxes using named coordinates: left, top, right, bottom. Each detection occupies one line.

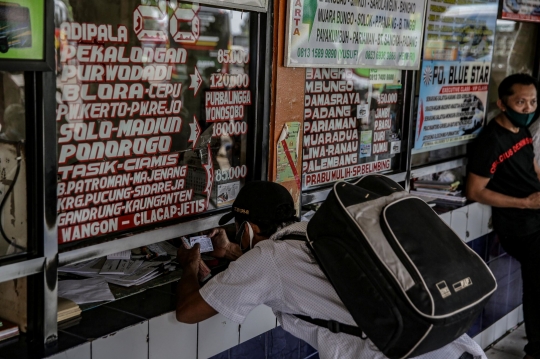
left=285, top=0, right=426, bottom=69
left=198, top=0, right=267, bottom=12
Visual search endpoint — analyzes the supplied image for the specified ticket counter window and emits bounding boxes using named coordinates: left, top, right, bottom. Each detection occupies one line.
left=55, top=1, right=253, bottom=245
left=0, top=71, right=26, bottom=257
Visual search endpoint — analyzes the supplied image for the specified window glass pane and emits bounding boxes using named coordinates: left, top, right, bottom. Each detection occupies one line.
left=55, top=1, right=252, bottom=244
left=410, top=145, right=466, bottom=167
left=486, top=20, right=538, bottom=120
left=0, top=71, right=26, bottom=257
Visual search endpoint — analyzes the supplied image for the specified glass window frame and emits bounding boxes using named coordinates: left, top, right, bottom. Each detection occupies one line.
left=49, top=2, right=271, bottom=253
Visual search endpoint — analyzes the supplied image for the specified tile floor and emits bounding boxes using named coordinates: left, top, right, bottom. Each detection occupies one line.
left=485, top=323, right=527, bottom=359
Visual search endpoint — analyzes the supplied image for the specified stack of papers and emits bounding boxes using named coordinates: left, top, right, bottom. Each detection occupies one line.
left=59, top=258, right=106, bottom=275
left=57, top=297, right=82, bottom=322
left=0, top=318, right=19, bottom=342
left=411, top=180, right=466, bottom=204
left=99, top=259, right=130, bottom=274
left=107, top=250, right=131, bottom=260
left=414, top=180, right=460, bottom=191
left=410, top=189, right=467, bottom=204
left=58, top=242, right=179, bottom=288
left=58, top=277, right=115, bottom=304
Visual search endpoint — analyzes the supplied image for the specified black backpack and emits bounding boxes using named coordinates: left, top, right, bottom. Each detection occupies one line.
left=296, top=174, right=496, bottom=358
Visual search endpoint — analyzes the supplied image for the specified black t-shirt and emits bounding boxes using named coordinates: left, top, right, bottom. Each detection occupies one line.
left=467, top=120, right=540, bottom=236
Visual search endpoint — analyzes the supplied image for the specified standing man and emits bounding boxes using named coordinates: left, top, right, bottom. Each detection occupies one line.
left=176, top=181, right=486, bottom=358
left=467, top=73, right=540, bottom=359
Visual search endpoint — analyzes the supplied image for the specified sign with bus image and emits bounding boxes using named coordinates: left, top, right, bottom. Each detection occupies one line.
left=0, top=0, right=44, bottom=61
left=0, top=3, right=32, bottom=53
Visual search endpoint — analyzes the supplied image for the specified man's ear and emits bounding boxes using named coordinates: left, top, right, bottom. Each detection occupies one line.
left=497, top=98, right=506, bottom=112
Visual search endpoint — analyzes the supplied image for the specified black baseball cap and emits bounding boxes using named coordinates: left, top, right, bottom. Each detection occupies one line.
left=218, top=181, right=295, bottom=225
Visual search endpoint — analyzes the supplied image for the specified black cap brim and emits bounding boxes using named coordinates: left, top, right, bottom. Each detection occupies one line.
left=218, top=211, right=235, bottom=225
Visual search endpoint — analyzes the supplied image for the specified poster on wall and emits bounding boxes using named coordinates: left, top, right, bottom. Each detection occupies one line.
left=55, top=1, right=252, bottom=244
left=276, top=122, right=301, bottom=188
left=501, top=0, right=540, bottom=22
left=414, top=0, right=497, bottom=150
left=0, top=0, right=44, bottom=61
left=284, top=0, right=426, bottom=69
left=302, top=68, right=402, bottom=188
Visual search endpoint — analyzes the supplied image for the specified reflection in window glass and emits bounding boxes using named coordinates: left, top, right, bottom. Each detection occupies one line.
left=55, top=1, right=252, bottom=244
left=487, top=20, right=537, bottom=120
left=0, top=71, right=26, bottom=257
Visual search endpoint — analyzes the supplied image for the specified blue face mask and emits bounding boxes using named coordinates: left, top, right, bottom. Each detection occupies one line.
left=504, top=104, right=535, bottom=128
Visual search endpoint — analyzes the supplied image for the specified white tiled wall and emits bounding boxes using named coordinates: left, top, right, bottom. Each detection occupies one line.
left=62, top=308, right=276, bottom=359
left=149, top=312, right=197, bottom=359
left=450, top=206, right=468, bottom=241
left=444, top=202, right=492, bottom=243
left=466, top=202, right=484, bottom=241
left=240, top=305, right=277, bottom=344
left=480, top=203, right=492, bottom=235
left=507, top=306, right=520, bottom=330
left=197, top=313, right=239, bottom=359
left=46, top=342, right=91, bottom=359
left=92, top=321, right=148, bottom=359
left=439, top=211, right=452, bottom=226
left=472, top=305, right=523, bottom=350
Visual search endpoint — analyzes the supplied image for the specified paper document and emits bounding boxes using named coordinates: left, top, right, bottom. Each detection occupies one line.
left=107, top=250, right=131, bottom=260
left=99, top=259, right=129, bottom=274
left=58, top=277, right=115, bottom=304
left=124, top=259, right=144, bottom=275
left=76, top=260, right=171, bottom=287
left=156, top=241, right=178, bottom=257
left=146, top=243, right=168, bottom=257
left=182, top=237, right=211, bottom=281
left=58, top=258, right=106, bottom=275
left=190, top=236, right=214, bottom=253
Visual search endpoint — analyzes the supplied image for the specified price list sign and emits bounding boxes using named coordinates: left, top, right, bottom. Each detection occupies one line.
left=56, top=2, right=252, bottom=243
left=302, top=68, right=402, bottom=188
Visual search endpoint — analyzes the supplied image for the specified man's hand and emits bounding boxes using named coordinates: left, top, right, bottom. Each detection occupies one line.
left=208, top=228, right=230, bottom=258
left=208, top=228, right=243, bottom=260
left=177, top=243, right=201, bottom=272
left=523, top=192, right=540, bottom=209
left=467, top=172, right=540, bottom=209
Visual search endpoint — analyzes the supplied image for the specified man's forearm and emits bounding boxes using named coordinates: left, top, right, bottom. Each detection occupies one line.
left=467, top=187, right=528, bottom=209
left=176, top=265, right=219, bottom=323
left=176, top=266, right=201, bottom=317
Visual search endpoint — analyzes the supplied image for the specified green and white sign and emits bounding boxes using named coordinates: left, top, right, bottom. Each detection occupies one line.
left=285, top=0, right=425, bottom=69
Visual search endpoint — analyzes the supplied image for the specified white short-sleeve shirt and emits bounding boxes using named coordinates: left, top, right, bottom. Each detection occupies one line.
left=199, top=222, right=486, bottom=359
